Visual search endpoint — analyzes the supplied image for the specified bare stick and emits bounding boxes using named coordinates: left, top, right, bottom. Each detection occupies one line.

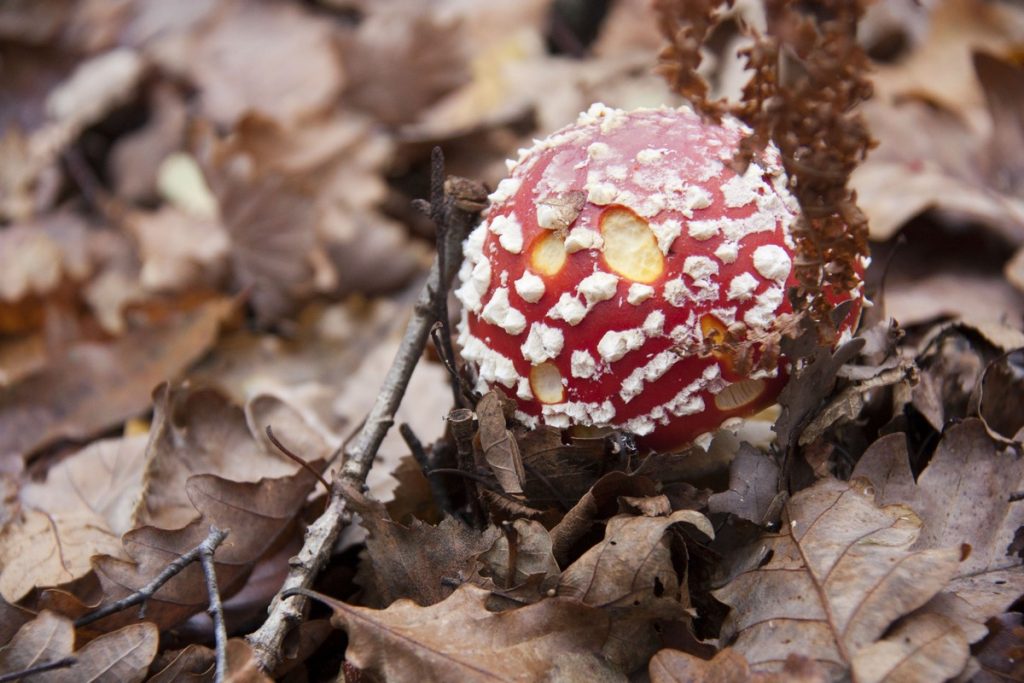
left=245, top=162, right=487, bottom=673
left=199, top=527, right=229, bottom=683
left=0, top=657, right=76, bottom=683
left=75, top=526, right=229, bottom=628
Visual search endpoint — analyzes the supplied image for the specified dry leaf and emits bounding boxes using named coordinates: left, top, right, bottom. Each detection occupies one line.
left=0, top=48, right=143, bottom=221
left=44, top=48, right=143, bottom=137
left=909, top=324, right=994, bottom=432
left=344, top=483, right=500, bottom=608
left=707, top=445, right=783, bottom=526
left=774, top=311, right=866, bottom=453
left=32, top=424, right=145, bottom=527
left=853, top=420, right=1024, bottom=643
left=477, top=391, right=526, bottom=495
left=549, top=472, right=660, bottom=567
left=61, top=388, right=331, bottom=631
left=649, top=647, right=828, bottom=683
left=855, top=38, right=1024, bottom=246
left=869, top=0, right=1024, bottom=116
left=0, top=597, right=31, bottom=648
left=131, top=385, right=317, bottom=529
left=976, top=349, right=1024, bottom=444
left=0, top=295, right=236, bottom=462
left=650, top=647, right=754, bottom=683
left=558, top=509, right=713, bottom=671
left=0, top=213, right=91, bottom=310
left=714, top=478, right=965, bottom=680
left=975, top=52, right=1024, bottom=196
left=0, top=435, right=146, bottom=603
left=148, top=643, right=215, bottom=683
left=0, top=508, right=129, bottom=604
left=216, top=169, right=317, bottom=324
left=972, top=613, right=1024, bottom=683
left=885, top=271, right=1024, bottom=330
left=473, top=519, right=560, bottom=599
left=109, top=83, right=187, bottom=202
left=308, top=583, right=624, bottom=683
left=89, top=472, right=324, bottom=631
left=0, top=611, right=158, bottom=683
left=0, top=611, right=72, bottom=679
left=338, top=2, right=469, bottom=126
left=124, top=207, right=229, bottom=293
left=849, top=612, right=968, bottom=683
left=197, top=111, right=423, bottom=323
left=223, top=639, right=273, bottom=683
left=187, top=1, right=343, bottom=128
left=44, top=622, right=158, bottom=683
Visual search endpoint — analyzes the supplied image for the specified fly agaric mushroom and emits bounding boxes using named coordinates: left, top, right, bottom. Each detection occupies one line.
left=455, top=104, right=864, bottom=450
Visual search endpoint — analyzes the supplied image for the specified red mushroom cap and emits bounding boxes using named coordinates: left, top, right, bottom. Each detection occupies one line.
left=456, top=104, right=864, bottom=450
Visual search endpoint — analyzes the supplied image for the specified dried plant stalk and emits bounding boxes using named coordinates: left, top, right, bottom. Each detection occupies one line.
left=655, top=0, right=874, bottom=340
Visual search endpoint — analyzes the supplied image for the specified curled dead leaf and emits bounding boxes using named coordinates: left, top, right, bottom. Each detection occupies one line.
left=476, top=391, right=526, bottom=495
left=974, top=348, right=1024, bottom=444
left=473, top=519, right=560, bottom=600
left=558, top=509, right=713, bottom=672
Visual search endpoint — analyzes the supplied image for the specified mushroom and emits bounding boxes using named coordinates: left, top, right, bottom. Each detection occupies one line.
left=455, top=104, right=864, bottom=450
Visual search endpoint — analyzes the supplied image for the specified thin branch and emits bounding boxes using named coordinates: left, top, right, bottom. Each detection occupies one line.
left=430, top=322, right=477, bottom=405
left=75, top=526, right=229, bottom=628
left=245, top=161, right=487, bottom=674
left=428, top=147, right=465, bottom=411
left=200, top=527, right=229, bottom=683
left=0, top=657, right=76, bottom=683
left=265, top=425, right=330, bottom=493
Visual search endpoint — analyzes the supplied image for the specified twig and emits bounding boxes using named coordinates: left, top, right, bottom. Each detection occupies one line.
left=399, top=422, right=453, bottom=515
left=0, top=657, right=76, bottom=683
left=245, top=160, right=487, bottom=674
left=199, top=527, right=229, bottom=683
left=430, top=322, right=477, bottom=405
left=428, top=148, right=465, bottom=410
left=265, top=425, right=330, bottom=493
left=75, top=526, right=229, bottom=628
